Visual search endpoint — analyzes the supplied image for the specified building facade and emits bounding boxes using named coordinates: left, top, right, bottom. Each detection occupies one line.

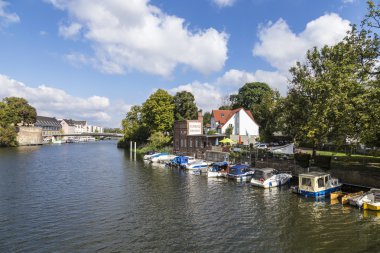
left=173, top=111, right=226, bottom=156
left=211, top=108, right=259, bottom=144
left=34, top=116, right=62, bottom=140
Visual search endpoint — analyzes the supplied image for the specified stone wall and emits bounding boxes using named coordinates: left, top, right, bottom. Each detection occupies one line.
left=17, top=127, right=43, bottom=146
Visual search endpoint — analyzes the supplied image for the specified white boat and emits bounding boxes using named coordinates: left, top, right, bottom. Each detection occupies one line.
left=251, top=168, right=292, bottom=188
left=293, top=172, right=342, bottom=197
left=150, top=154, right=176, bottom=163
left=227, top=164, right=255, bottom=182
left=349, top=188, right=380, bottom=209
left=185, top=160, right=209, bottom=171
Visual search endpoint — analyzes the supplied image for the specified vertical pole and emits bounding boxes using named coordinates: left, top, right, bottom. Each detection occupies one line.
left=134, top=142, right=137, bottom=160
left=130, top=141, right=132, bottom=158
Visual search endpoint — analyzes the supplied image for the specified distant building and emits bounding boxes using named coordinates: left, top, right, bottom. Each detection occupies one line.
left=34, top=116, right=62, bottom=140
left=60, top=119, right=87, bottom=134
left=211, top=108, right=259, bottom=145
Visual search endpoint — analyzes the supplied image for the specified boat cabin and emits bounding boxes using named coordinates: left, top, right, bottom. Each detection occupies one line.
left=210, top=161, right=228, bottom=172
left=228, top=164, right=252, bottom=175
left=253, top=168, right=276, bottom=180
left=298, top=172, right=336, bottom=194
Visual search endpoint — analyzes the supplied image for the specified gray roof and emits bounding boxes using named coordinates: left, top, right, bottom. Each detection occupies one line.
left=62, top=119, right=87, bottom=126
left=299, top=171, right=330, bottom=177
left=35, top=116, right=61, bottom=127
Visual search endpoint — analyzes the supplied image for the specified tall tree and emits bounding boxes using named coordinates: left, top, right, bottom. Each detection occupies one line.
left=1, top=97, right=37, bottom=126
left=282, top=19, right=379, bottom=152
left=203, top=111, right=211, bottom=126
left=142, top=89, right=174, bottom=134
left=230, top=82, right=272, bottom=110
left=173, top=91, right=198, bottom=121
left=121, top=105, right=149, bottom=143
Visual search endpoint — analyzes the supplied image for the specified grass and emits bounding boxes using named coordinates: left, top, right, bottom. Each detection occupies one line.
left=303, top=150, right=379, bottom=158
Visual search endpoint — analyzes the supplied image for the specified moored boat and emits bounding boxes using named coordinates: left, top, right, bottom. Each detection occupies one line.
left=207, top=161, right=229, bottom=178
left=185, top=160, right=209, bottom=171
left=293, top=172, right=342, bottom=197
left=349, top=188, right=380, bottom=209
left=250, top=168, right=292, bottom=188
left=227, top=164, right=255, bottom=182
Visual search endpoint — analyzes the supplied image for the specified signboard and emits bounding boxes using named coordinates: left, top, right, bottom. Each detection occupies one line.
left=188, top=122, right=202, bottom=135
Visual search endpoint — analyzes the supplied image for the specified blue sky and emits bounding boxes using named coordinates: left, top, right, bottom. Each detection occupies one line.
left=0, top=0, right=369, bottom=127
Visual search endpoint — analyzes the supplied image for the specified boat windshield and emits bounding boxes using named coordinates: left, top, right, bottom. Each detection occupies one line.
left=301, top=178, right=312, bottom=187
left=253, top=170, right=272, bottom=180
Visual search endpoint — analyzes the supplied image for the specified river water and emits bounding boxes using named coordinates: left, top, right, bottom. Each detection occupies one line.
left=0, top=141, right=379, bottom=252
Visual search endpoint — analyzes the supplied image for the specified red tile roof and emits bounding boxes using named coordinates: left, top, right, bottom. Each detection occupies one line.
left=212, top=108, right=255, bottom=126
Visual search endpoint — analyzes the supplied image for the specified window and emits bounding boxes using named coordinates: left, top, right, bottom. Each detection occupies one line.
left=221, top=113, right=224, bottom=117
left=184, top=139, right=187, bottom=147
left=325, top=176, right=329, bottom=185
left=195, top=139, right=198, bottom=147
left=301, top=178, right=312, bottom=187
left=318, top=178, right=325, bottom=188
left=189, top=139, right=192, bottom=147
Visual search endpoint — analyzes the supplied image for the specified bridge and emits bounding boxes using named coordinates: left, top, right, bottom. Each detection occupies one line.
left=53, top=133, right=123, bottom=138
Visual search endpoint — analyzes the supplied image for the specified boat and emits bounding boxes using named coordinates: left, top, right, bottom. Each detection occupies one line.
left=227, top=164, right=255, bottom=182
left=168, top=156, right=194, bottom=169
left=146, top=152, right=168, bottom=162
left=207, top=162, right=229, bottom=178
left=143, top=151, right=158, bottom=160
left=150, top=154, right=175, bottom=163
left=330, top=191, right=344, bottom=200
left=349, top=188, right=380, bottom=209
left=250, top=168, right=292, bottom=188
left=51, top=139, right=63, bottom=144
left=185, top=160, right=209, bottom=171
left=340, top=191, right=364, bottom=205
left=293, top=172, right=342, bottom=197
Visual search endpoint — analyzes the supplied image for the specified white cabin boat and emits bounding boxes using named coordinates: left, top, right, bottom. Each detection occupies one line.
left=251, top=168, right=292, bottom=188
left=185, top=160, right=209, bottom=171
left=293, top=172, right=342, bottom=197
left=207, top=162, right=229, bottom=178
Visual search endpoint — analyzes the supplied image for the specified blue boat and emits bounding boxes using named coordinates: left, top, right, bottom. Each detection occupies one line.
left=294, top=172, right=342, bottom=197
left=169, top=156, right=195, bottom=169
left=227, top=164, right=255, bottom=182
left=208, top=162, right=229, bottom=178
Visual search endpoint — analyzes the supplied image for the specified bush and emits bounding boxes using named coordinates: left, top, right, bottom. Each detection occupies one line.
left=294, top=153, right=311, bottom=168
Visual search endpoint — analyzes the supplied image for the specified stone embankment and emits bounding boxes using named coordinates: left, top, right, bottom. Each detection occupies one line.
left=16, top=126, right=42, bottom=146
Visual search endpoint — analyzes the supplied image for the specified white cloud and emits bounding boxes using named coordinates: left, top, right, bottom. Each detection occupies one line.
left=169, top=82, right=223, bottom=112
left=0, top=74, right=130, bottom=127
left=58, top=22, right=82, bottom=39
left=213, top=0, right=236, bottom=8
left=342, top=0, right=355, bottom=3
left=0, top=0, right=20, bottom=26
left=216, top=69, right=288, bottom=94
left=253, top=13, right=350, bottom=73
left=47, top=0, right=228, bottom=77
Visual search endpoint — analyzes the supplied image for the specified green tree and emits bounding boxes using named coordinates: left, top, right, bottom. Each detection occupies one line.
left=0, top=125, right=17, bottom=147
left=142, top=89, right=174, bottom=134
left=203, top=111, right=211, bottom=126
left=282, top=20, right=379, bottom=153
left=225, top=125, right=233, bottom=137
left=147, top=131, right=172, bottom=149
left=121, top=105, right=149, bottom=143
left=1, top=97, right=37, bottom=126
left=173, top=91, right=198, bottom=121
left=230, top=82, right=272, bottom=110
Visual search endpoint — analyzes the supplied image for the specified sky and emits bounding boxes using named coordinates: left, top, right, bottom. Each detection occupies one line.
left=0, top=0, right=369, bottom=128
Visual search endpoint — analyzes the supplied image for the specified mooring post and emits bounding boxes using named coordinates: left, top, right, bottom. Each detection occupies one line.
left=134, top=142, right=137, bottom=160
left=130, top=141, right=132, bottom=158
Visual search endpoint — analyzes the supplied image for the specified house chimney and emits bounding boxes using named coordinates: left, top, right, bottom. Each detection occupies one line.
left=198, top=110, right=203, bottom=123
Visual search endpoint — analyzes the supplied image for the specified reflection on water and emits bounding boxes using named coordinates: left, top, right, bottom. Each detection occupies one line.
left=0, top=141, right=379, bottom=252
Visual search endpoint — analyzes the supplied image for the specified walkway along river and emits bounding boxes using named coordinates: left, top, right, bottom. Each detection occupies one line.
left=0, top=141, right=379, bottom=252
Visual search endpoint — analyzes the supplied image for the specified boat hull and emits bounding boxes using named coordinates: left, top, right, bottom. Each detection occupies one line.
left=227, top=174, right=254, bottom=183
left=251, top=174, right=292, bottom=188
left=363, top=202, right=380, bottom=211
left=298, top=185, right=341, bottom=197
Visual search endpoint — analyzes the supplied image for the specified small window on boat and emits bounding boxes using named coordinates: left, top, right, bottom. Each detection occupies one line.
left=324, top=176, right=328, bottom=185
left=318, top=178, right=325, bottom=188
left=301, top=178, right=312, bottom=187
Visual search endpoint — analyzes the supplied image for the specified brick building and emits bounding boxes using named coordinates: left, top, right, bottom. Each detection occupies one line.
left=173, top=111, right=226, bottom=156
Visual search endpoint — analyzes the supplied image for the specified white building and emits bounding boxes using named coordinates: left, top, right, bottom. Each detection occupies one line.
left=211, top=108, right=259, bottom=145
